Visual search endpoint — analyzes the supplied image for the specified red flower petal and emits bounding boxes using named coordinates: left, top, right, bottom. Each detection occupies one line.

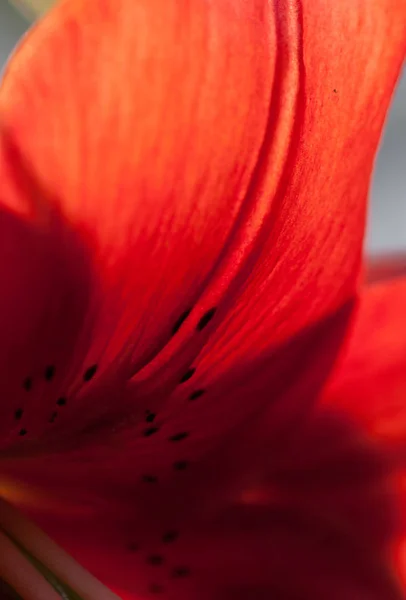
left=186, top=0, right=406, bottom=372
left=99, top=0, right=406, bottom=479
left=2, top=303, right=351, bottom=521
left=13, top=385, right=405, bottom=599
left=0, top=297, right=396, bottom=598
left=0, top=203, right=92, bottom=448
left=321, top=278, right=406, bottom=454
left=30, top=497, right=404, bottom=599
left=0, top=0, right=275, bottom=448
left=123, top=0, right=406, bottom=416
left=4, top=281, right=405, bottom=596
left=0, top=0, right=404, bottom=455
left=320, top=277, right=406, bottom=588
left=0, top=0, right=405, bottom=593
left=0, top=0, right=275, bottom=380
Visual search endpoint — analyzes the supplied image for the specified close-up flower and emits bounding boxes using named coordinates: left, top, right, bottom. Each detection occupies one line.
left=0, top=0, right=405, bottom=598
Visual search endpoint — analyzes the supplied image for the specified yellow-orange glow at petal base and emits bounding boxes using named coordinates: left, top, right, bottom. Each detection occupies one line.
left=0, top=478, right=57, bottom=510
left=0, top=497, right=122, bottom=600
left=0, top=476, right=106, bottom=517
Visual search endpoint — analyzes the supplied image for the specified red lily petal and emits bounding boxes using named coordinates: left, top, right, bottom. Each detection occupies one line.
left=0, top=0, right=404, bottom=455
left=104, top=0, right=406, bottom=477
left=13, top=391, right=404, bottom=599
left=0, top=203, right=93, bottom=449
left=0, top=0, right=277, bottom=371
left=366, top=254, right=406, bottom=283
left=2, top=302, right=352, bottom=509
left=1, top=298, right=398, bottom=598
left=321, top=278, right=406, bottom=455
left=3, top=284, right=404, bottom=596
left=0, top=0, right=405, bottom=594
left=44, top=280, right=406, bottom=598
left=0, top=0, right=275, bottom=446
left=186, top=0, right=406, bottom=371
left=124, top=0, right=406, bottom=428
left=320, top=277, right=406, bottom=588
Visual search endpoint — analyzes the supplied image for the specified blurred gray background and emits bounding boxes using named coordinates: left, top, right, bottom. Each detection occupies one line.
left=0, top=0, right=404, bottom=253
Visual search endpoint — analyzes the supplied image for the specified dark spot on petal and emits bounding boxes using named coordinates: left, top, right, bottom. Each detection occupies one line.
left=144, top=427, right=159, bottom=437
left=145, top=412, right=156, bottom=423
left=14, top=408, right=23, bottom=420
left=49, top=411, right=58, bottom=423
left=172, top=566, right=190, bottom=578
left=149, top=584, right=164, bottom=594
left=83, top=364, right=98, bottom=382
left=56, top=397, right=67, bottom=406
left=142, top=475, right=158, bottom=483
left=333, top=88, right=338, bottom=93
left=23, top=377, right=32, bottom=391
left=172, top=309, right=192, bottom=335
left=196, top=307, right=216, bottom=331
left=18, top=428, right=27, bottom=436
left=44, top=365, right=56, bottom=381
left=189, top=389, right=205, bottom=401
left=128, top=542, right=139, bottom=552
left=147, top=555, right=164, bottom=566
left=180, top=368, right=195, bottom=383
left=174, top=460, right=188, bottom=471
left=169, top=432, right=189, bottom=442
left=162, top=531, right=179, bottom=544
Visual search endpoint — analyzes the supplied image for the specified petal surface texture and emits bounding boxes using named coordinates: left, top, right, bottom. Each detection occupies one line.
left=9, top=279, right=406, bottom=599
left=0, top=0, right=404, bottom=451
left=0, top=0, right=275, bottom=447
left=320, top=277, right=406, bottom=595
left=0, top=0, right=405, bottom=598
